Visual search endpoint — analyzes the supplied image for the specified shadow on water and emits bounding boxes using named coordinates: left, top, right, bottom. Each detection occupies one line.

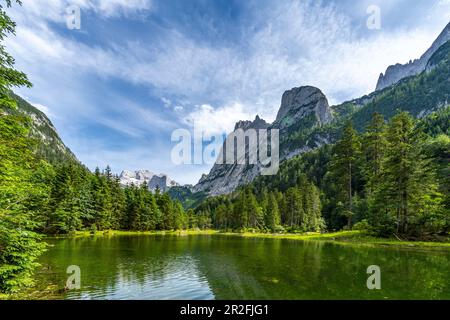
left=36, top=235, right=450, bottom=300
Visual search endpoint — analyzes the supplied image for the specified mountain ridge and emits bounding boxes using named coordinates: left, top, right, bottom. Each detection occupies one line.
left=194, top=86, right=334, bottom=195
left=119, top=169, right=179, bottom=192
left=193, top=23, right=450, bottom=197
left=7, top=94, right=78, bottom=164
left=376, top=21, right=450, bottom=91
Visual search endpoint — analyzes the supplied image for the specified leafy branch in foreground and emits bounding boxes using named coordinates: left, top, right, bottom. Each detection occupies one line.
left=0, top=0, right=45, bottom=294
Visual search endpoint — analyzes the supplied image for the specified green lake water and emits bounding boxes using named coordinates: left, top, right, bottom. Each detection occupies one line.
left=36, top=235, right=450, bottom=300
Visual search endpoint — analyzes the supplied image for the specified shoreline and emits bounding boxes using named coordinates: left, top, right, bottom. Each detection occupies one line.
left=5, top=229, right=449, bottom=300
left=48, top=229, right=450, bottom=250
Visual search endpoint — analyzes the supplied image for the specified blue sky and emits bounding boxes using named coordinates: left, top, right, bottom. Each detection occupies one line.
left=5, top=0, right=450, bottom=185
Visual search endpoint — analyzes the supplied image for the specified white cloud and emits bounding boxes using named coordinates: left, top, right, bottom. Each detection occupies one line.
left=5, top=0, right=449, bottom=184
left=96, top=0, right=152, bottom=17
left=32, top=102, right=53, bottom=117
left=174, top=105, right=184, bottom=113
left=184, top=103, right=256, bottom=136
left=9, top=0, right=447, bottom=115
left=71, top=139, right=205, bottom=185
left=18, top=0, right=152, bottom=21
left=98, top=118, right=146, bottom=138
left=161, top=97, right=172, bottom=108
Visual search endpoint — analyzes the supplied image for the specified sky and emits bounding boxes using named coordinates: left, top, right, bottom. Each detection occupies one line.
left=5, top=0, right=450, bottom=185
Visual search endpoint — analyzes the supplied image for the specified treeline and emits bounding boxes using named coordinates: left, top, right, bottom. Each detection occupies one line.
left=0, top=116, right=199, bottom=293
left=265, top=110, right=449, bottom=238
left=196, top=177, right=324, bottom=233
left=41, top=164, right=208, bottom=234
left=326, top=111, right=448, bottom=237
left=198, top=110, right=449, bottom=239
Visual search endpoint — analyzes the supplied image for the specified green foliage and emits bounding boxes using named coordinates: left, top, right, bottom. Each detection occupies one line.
left=167, top=186, right=207, bottom=209
left=1, top=0, right=449, bottom=295
left=195, top=109, right=449, bottom=239
left=0, top=1, right=30, bottom=109
left=352, top=219, right=371, bottom=231
left=351, top=41, right=450, bottom=132
left=196, top=178, right=325, bottom=233
left=370, top=112, right=446, bottom=238
left=0, top=106, right=48, bottom=294
left=417, top=106, right=450, bottom=136
left=0, top=0, right=48, bottom=293
left=328, top=121, right=362, bottom=228
left=40, top=164, right=187, bottom=234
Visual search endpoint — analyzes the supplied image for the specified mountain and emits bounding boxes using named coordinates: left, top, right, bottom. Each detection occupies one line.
left=275, top=86, right=334, bottom=160
left=167, top=185, right=208, bottom=209
left=376, top=22, right=450, bottom=91
left=193, top=115, right=270, bottom=195
left=194, top=86, right=334, bottom=195
left=6, top=93, right=77, bottom=164
left=274, top=86, right=333, bottom=131
left=193, top=26, right=450, bottom=197
left=119, top=170, right=179, bottom=192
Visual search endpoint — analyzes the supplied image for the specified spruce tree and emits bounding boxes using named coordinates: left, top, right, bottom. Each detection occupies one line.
left=245, top=188, right=263, bottom=229
left=330, top=121, right=361, bottom=228
left=362, top=113, right=387, bottom=195
left=265, top=192, right=280, bottom=231
left=371, top=112, right=443, bottom=237
left=215, top=204, right=228, bottom=229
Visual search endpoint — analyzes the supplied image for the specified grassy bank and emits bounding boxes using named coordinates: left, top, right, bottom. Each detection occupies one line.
left=55, top=229, right=450, bottom=250
left=4, top=229, right=449, bottom=300
left=219, top=230, right=450, bottom=249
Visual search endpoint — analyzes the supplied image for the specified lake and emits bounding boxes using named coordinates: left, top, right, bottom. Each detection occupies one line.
left=36, top=235, right=450, bottom=300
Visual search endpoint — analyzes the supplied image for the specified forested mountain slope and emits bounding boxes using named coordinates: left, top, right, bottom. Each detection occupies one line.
left=192, top=37, right=450, bottom=197
left=4, top=93, right=77, bottom=164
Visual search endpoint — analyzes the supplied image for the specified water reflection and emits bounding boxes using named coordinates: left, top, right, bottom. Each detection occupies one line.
left=38, top=235, right=450, bottom=300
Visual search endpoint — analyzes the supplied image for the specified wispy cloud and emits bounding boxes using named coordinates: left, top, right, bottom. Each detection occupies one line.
left=10, top=0, right=448, bottom=116
left=31, top=102, right=54, bottom=118
left=184, top=103, right=256, bottom=136
left=4, top=0, right=449, bottom=183
left=19, top=0, right=152, bottom=21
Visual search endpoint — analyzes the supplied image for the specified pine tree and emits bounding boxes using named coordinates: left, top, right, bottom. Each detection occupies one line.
left=172, top=201, right=186, bottom=230
left=245, top=188, right=263, bottom=229
left=265, top=192, right=280, bottom=231
left=371, top=112, right=443, bottom=237
left=285, top=188, right=304, bottom=228
left=362, top=113, right=387, bottom=195
left=232, top=192, right=247, bottom=229
left=91, top=171, right=113, bottom=230
left=215, top=204, right=228, bottom=229
left=330, top=121, right=361, bottom=228
left=361, top=113, right=388, bottom=228
left=47, top=163, right=92, bottom=234
left=109, top=176, right=126, bottom=230
left=276, top=191, right=287, bottom=226
left=187, top=209, right=197, bottom=229
left=158, top=193, right=175, bottom=230
left=303, top=182, right=325, bottom=232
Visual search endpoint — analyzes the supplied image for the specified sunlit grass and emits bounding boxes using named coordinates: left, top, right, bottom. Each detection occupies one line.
left=51, top=229, right=450, bottom=250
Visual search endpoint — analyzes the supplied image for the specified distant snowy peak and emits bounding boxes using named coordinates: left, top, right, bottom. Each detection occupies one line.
left=119, top=170, right=179, bottom=192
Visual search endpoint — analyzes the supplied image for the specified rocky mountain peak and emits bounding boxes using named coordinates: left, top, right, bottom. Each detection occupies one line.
left=234, top=115, right=269, bottom=131
left=119, top=170, right=179, bottom=192
left=274, top=86, right=333, bottom=128
left=376, top=21, right=450, bottom=91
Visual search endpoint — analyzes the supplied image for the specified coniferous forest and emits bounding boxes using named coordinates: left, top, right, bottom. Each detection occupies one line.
left=195, top=109, right=450, bottom=238
left=0, top=0, right=449, bottom=299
